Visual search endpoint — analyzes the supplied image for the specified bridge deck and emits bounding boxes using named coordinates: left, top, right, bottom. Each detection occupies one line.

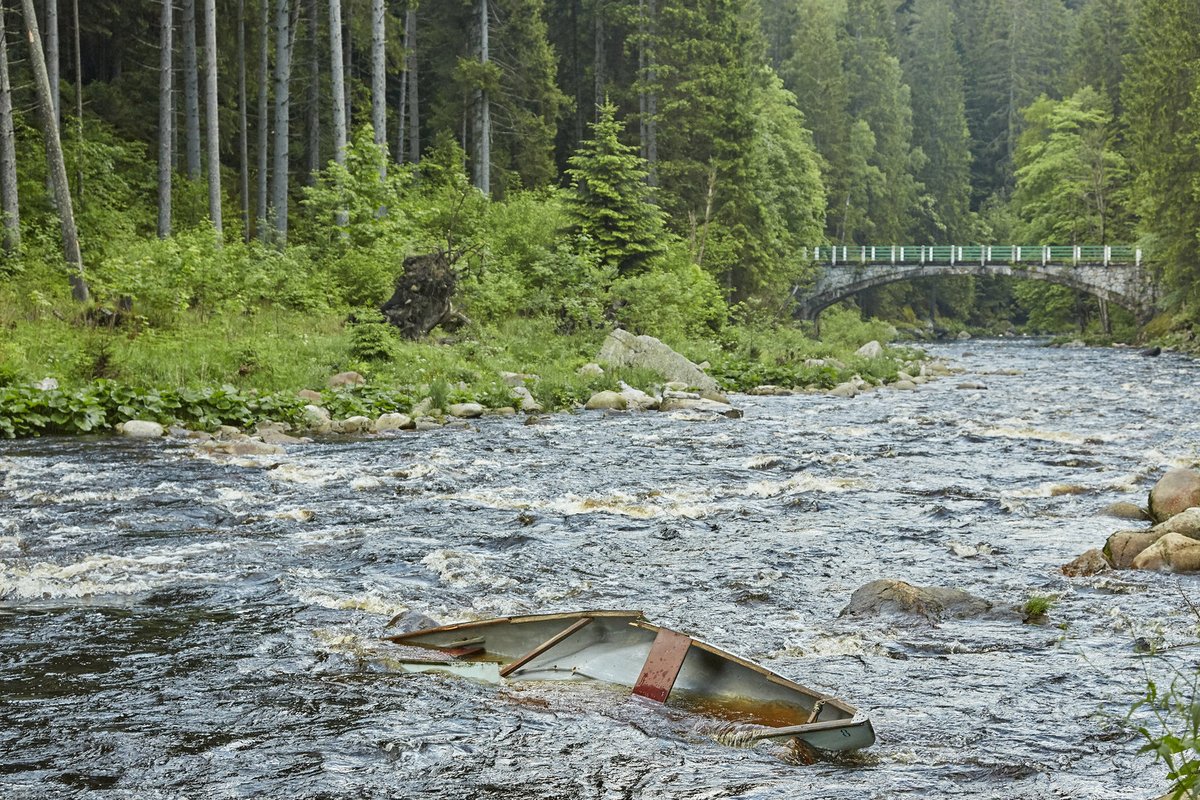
left=808, top=245, right=1141, bottom=267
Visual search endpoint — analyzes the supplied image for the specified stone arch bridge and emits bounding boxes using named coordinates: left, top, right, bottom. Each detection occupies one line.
left=792, top=245, right=1158, bottom=322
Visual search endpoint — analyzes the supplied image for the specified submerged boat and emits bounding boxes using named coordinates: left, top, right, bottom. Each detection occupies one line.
left=383, top=609, right=875, bottom=753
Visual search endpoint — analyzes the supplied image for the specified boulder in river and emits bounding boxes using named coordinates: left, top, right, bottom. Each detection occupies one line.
left=372, top=413, right=413, bottom=433
left=1104, top=528, right=1165, bottom=569
left=840, top=579, right=992, bottom=622
left=510, top=386, right=543, bottom=413
left=1149, top=468, right=1200, bottom=523
left=119, top=420, right=165, bottom=438
left=1154, top=507, right=1200, bottom=539
left=829, top=382, right=858, bottom=398
left=1130, top=532, right=1200, bottom=572
left=619, top=383, right=660, bottom=411
left=448, top=402, right=484, bottom=419
left=585, top=390, right=627, bottom=411
left=1061, top=548, right=1111, bottom=577
left=1100, top=501, right=1151, bottom=522
left=658, top=396, right=742, bottom=418
left=598, top=329, right=725, bottom=402
left=334, top=416, right=372, bottom=434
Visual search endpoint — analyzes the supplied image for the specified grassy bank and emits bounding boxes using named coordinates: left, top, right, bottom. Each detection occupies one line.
left=0, top=287, right=916, bottom=439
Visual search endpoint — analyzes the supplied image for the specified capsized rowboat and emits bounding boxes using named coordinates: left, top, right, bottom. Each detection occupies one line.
left=383, top=609, right=875, bottom=753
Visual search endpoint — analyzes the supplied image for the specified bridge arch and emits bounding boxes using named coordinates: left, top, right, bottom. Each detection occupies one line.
left=793, top=260, right=1157, bottom=323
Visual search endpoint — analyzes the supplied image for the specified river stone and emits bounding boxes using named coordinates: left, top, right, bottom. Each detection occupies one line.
left=585, top=390, right=628, bottom=411
left=1103, top=529, right=1166, bottom=569
left=203, top=439, right=285, bottom=457
left=411, top=398, right=435, bottom=417
left=840, top=579, right=992, bottom=621
left=259, top=429, right=307, bottom=445
left=598, top=329, right=725, bottom=401
left=829, top=382, right=858, bottom=398
left=855, top=340, right=884, bottom=359
left=750, top=385, right=790, bottom=396
left=1153, top=507, right=1200, bottom=539
left=893, top=379, right=917, bottom=390
left=956, top=381, right=988, bottom=390
left=619, top=384, right=660, bottom=411
left=658, top=396, right=741, bottom=418
left=334, top=416, right=372, bottom=434
left=510, top=386, right=543, bottom=413
left=296, top=389, right=323, bottom=404
left=1131, top=532, right=1200, bottom=572
left=119, top=420, right=165, bottom=439
left=414, top=418, right=442, bottom=431
left=1100, top=501, right=1151, bottom=522
left=373, top=413, right=413, bottom=433
left=577, top=362, right=605, bottom=378
left=214, top=425, right=243, bottom=440
left=448, top=403, right=484, bottom=419
left=1149, top=468, right=1200, bottom=523
left=301, top=404, right=332, bottom=434
left=328, top=371, right=366, bottom=388
left=957, top=330, right=972, bottom=340
left=1061, top=548, right=1111, bottom=577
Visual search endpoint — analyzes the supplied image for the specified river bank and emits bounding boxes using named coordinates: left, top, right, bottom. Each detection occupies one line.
left=0, top=305, right=921, bottom=440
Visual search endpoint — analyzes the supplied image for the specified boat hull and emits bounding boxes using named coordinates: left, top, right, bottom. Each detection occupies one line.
left=385, top=610, right=875, bottom=753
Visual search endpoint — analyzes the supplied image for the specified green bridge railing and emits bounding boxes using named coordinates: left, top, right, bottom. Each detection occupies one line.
left=806, top=245, right=1142, bottom=267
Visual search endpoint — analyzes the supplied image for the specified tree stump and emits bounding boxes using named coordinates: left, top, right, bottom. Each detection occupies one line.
left=380, top=250, right=463, bottom=339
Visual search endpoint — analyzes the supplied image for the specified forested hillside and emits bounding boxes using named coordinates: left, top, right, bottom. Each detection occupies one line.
left=0, top=0, right=1197, bottom=352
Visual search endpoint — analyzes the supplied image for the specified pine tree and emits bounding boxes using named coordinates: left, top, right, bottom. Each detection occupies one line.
left=903, top=0, right=973, bottom=240
left=1123, top=0, right=1200, bottom=304
left=565, top=99, right=665, bottom=276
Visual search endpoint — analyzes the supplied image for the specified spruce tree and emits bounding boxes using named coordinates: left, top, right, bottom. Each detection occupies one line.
left=565, top=99, right=666, bottom=276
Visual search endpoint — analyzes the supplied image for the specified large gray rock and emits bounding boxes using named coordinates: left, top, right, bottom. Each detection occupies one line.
left=598, top=329, right=724, bottom=401
left=119, top=420, right=165, bottom=438
left=577, top=362, right=605, bottom=378
left=1061, top=548, right=1110, bottom=577
left=510, top=386, right=543, bottom=413
left=855, top=340, right=884, bottom=359
left=840, top=579, right=992, bottom=621
left=1149, top=468, right=1200, bottom=523
left=334, top=415, right=372, bottom=434
left=619, top=383, right=660, bottom=411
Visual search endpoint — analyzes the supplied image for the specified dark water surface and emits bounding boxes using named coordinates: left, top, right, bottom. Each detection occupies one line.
left=2, top=340, right=1197, bottom=798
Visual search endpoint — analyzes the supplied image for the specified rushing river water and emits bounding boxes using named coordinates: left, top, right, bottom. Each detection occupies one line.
left=2, top=339, right=1199, bottom=799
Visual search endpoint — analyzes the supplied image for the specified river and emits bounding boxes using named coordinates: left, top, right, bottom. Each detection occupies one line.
left=2, top=339, right=1197, bottom=798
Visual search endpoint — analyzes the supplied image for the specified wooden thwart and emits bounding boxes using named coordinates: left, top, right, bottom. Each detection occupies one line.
left=498, top=618, right=593, bottom=678
left=633, top=628, right=692, bottom=703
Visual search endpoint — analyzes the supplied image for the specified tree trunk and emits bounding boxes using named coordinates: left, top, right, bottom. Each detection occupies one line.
left=256, top=0, right=269, bottom=239
left=371, top=0, right=386, bottom=174
left=473, top=0, right=489, bottom=195
left=644, top=0, right=656, bottom=185
left=0, top=1, right=20, bottom=252
left=593, top=0, right=604, bottom=118
left=43, top=0, right=58, bottom=125
left=342, top=11, right=350, bottom=125
left=405, top=6, right=418, bottom=163
left=396, top=7, right=406, bottom=165
left=304, top=0, right=320, bottom=181
left=157, top=0, right=173, bottom=238
left=71, top=0, right=80, bottom=201
left=237, top=0, right=250, bottom=240
left=203, top=0, right=223, bottom=239
left=270, top=0, right=291, bottom=242
left=182, top=0, right=201, bottom=179
left=328, top=0, right=346, bottom=227
left=328, top=0, right=345, bottom=166
left=21, top=0, right=86, bottom=301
